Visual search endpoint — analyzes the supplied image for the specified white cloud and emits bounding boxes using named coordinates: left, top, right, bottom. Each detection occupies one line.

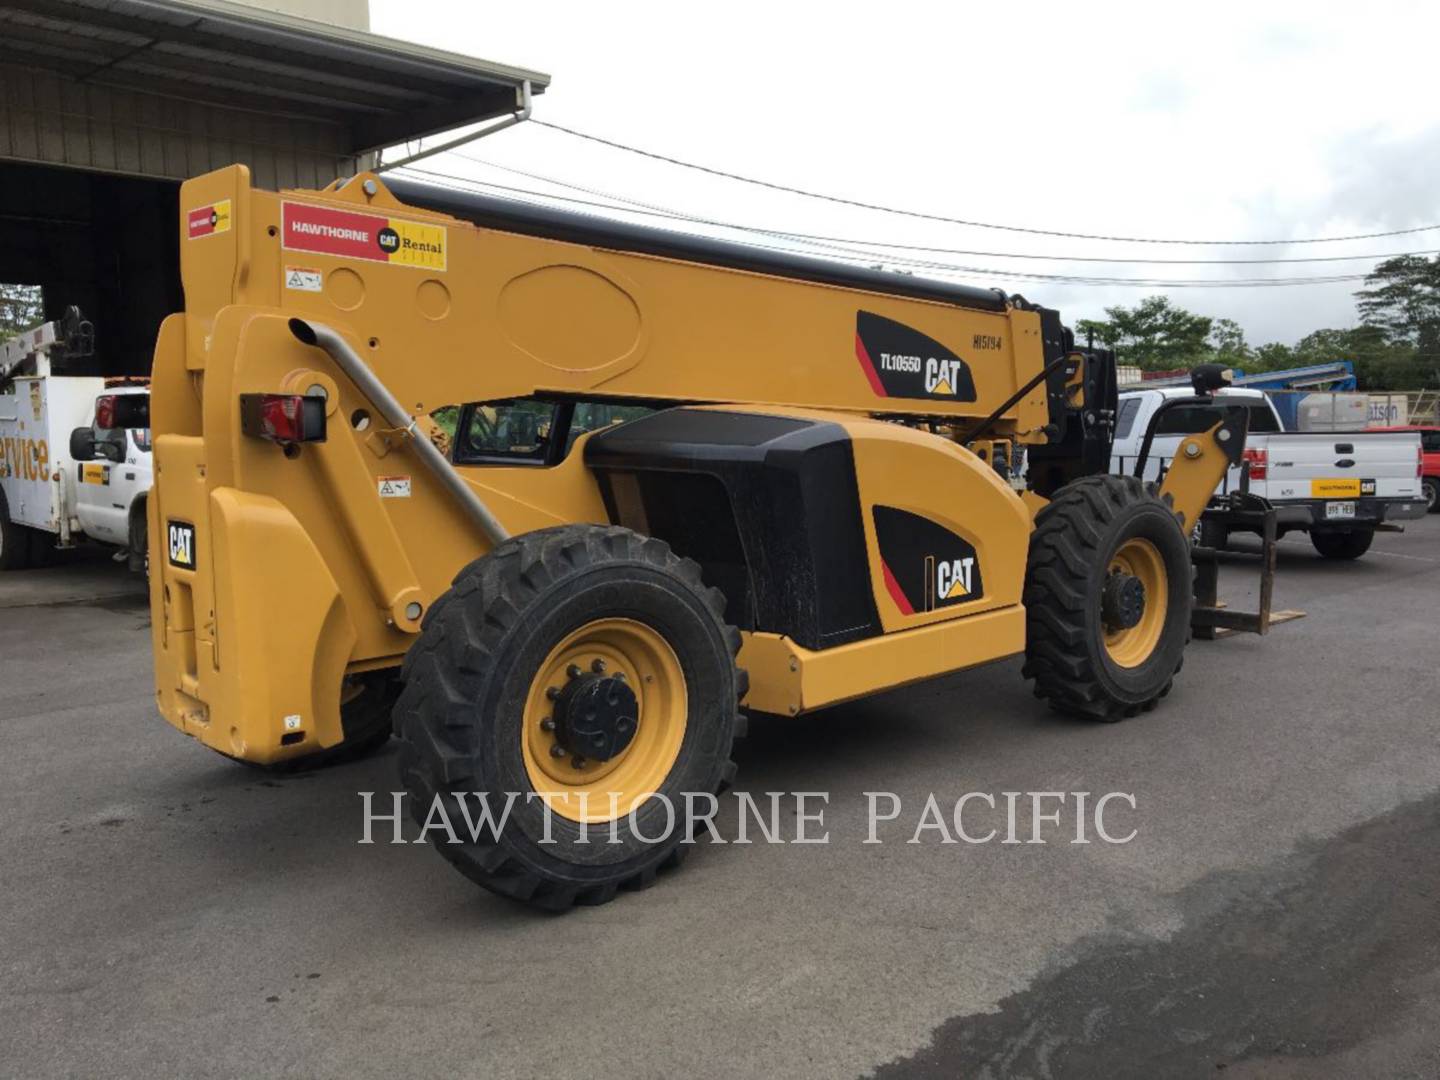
left=372, top=0, right=1440, bottom=348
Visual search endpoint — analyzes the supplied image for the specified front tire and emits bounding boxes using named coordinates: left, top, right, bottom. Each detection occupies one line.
left=0, top=489, right=33, bottom=571
left=1311, top=528, right=1374, bottom=560
left=394, top=525, right=745, bottom=910
left=1023, top=475, right=1192, bottom=721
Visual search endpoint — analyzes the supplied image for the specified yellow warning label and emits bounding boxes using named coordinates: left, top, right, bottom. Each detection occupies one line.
left=80, top=463, right=109, bottom=486
left=1311, top=478, right=1361, bottom=498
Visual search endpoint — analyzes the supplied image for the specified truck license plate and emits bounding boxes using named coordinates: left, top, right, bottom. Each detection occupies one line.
left=1324, top=501, right=1356, bottom=520
left=167, top=521, right=196, bottom=569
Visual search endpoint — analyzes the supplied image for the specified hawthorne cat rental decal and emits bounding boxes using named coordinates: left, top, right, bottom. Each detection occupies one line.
left=187, top=199, right=232, bottom=239
left=854, top=311, right=978, bottom=402
left=281, top=202, right=447, bottom=271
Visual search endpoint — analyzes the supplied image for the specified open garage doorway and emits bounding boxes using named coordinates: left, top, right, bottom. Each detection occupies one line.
left=0, top=161, right=180, bottom=378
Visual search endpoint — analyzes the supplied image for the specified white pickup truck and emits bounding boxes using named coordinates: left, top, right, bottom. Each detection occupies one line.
left=1112, top=386, right=1427, bottom=559
left=0, top=319, right=152, bottom=571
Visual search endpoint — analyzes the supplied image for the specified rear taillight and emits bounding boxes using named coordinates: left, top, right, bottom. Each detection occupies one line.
left=1244, top=447, right=1267, bottom=481
left=94, top=393, right=150, bottom=429
left=239, top=394, right=327, bottom=444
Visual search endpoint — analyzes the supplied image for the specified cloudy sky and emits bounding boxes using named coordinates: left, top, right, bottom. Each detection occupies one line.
left=371, top=0, right=1439, bottom=348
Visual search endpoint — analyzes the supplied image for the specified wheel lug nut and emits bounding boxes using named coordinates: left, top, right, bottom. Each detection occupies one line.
left=571, top=756, right=586, bottom=768
left=546, top=686, right=561, bottom=701
left=540, top=717, right=556, bottom=732
left=566, top=664, right=582, bottom=679
left=591, top=658, right=606, bottom=673
left=549, top=744, right=566, bottom=759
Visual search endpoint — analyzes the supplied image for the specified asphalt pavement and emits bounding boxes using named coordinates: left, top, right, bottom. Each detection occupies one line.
left=2, top=520, right=1438, bottom=1079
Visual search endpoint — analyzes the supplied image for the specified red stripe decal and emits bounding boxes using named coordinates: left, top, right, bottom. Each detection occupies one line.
left=855, top=332, right=888, bottom=397
left=881, top=559, right=913, bottom=615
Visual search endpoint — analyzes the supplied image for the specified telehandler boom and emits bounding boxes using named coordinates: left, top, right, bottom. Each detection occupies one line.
left=138, top=165, right=1246, bottom=907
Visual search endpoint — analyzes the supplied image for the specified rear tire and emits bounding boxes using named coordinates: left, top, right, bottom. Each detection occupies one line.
left=1023, top=475, right=1192, bottom=721
left=1311, top=528, right=1374, bottom=560
left=393, top=524, right=745, bottom=910
left=241, top=671, right=398, bottom=773
left=1197, top=517, right=1228, bottom=550
left=0, top=490, right=33, bottom=571
left=1423, top=477, right=1438, bottom=513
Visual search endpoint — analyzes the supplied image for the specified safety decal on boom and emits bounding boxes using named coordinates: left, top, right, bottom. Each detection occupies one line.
left=854, top=311, right=977, bottom=402
left=281, top=202, right=447, bottom=271
left=187, top=200, right=232, bottom=239
left=873, top=505, right=984, bottom=615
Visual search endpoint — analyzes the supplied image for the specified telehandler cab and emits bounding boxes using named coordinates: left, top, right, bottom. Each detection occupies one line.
left=135, top=165, right=1249, bottom=908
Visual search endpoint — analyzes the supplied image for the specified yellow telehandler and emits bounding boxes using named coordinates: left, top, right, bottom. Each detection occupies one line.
left=129, top=165, right=1249, bottom=907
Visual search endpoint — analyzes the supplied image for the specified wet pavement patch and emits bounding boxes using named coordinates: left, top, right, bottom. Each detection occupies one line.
left=873, top=793, right=1440, bottom=1079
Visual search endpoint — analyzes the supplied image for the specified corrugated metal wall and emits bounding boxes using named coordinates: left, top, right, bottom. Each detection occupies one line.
left=0, top=64, right=358, bottom=189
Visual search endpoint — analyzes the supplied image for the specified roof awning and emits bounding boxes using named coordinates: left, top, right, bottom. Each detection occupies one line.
left=0, top=0, right=550, bottom=154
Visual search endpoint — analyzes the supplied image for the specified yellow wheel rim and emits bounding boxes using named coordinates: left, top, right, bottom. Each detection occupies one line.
left=1102, top=537, right=1168, bottom=668
left=522, top=618, right=687, bottom=823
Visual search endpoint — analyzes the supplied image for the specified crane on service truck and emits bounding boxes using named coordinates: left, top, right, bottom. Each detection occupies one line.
left=125, top=164, right=1256, bottom=909
left=0, top=310, right=153, bottom=571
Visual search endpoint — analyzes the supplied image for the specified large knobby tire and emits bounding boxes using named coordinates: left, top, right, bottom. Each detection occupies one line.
left=0, top=489, right=33, bottom=571
left=393, top=524, right=745, bottom=910
left=1311, top=528, right=1374, bottom=560
left=1023, top=475, right=1192, bottom=721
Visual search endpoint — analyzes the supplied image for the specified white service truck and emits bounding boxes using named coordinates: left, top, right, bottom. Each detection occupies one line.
left=1112, top=386, right=1426, bottom=560
left=0, top=318, right=152, bottom=571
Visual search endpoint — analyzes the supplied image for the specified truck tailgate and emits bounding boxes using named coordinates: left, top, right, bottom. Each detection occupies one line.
left=1265, top=432, right=1422, bottom=500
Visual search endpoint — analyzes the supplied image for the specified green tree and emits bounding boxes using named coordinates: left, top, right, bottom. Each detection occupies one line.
left=1356, top=255, right=1440, bottom=356
left=1291, top=325, right=1425, bottom=391
left=1208, top=318, right=1251, bottom=366
left=1250, top=342, right=1295, bottom=372
left=1076, top=295, right=1213, bottom=370
left=0, top=284, right=43, bottom=338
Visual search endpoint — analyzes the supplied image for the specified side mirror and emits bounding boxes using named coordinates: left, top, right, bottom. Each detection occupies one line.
left=69, top=427, right=97, bottom=461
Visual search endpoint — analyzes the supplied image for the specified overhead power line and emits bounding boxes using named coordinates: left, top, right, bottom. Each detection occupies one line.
left=531, top=119, right=1440, bottom=247
left=398, top=164, right=1374, bottom=288
left=459, top=153, right=1440, bottom=267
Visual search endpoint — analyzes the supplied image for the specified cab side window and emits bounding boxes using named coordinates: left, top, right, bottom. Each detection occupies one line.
left=455, top=400, right=558, bottom=463
left=1114, top=397, right=1142, bottom=440
left=451, top=399, right=655, bottom=466
left=1422, top=431, right=1440, bottom=454
left=1247, top=404, right=1281, bottom=434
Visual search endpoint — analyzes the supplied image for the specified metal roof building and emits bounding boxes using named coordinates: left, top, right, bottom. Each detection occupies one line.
left=0, top=0, right=549, bottom=372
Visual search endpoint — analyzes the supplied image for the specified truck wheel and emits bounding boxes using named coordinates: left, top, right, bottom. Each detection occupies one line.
left=1023, top=475, right=1192, bottom=721
left=394, top=524, right=745, bottom=910
left=1423, top=477, right=1438, bottom=513
left=1197, top=517, right=1228, bottom=550
left=128, top=498, right=148, bottom=574
left=0, top=490, right=33, bottom=571
left=1311, top=528, right=1374, bottom=560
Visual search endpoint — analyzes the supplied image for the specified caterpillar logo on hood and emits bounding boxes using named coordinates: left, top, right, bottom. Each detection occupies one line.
left=854, top=311, right=977, bottom=402
left=873, top=505, right=984, bottom=614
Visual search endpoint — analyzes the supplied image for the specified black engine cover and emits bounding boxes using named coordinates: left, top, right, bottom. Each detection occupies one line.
left=586, top=409, right=881, bottom=650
